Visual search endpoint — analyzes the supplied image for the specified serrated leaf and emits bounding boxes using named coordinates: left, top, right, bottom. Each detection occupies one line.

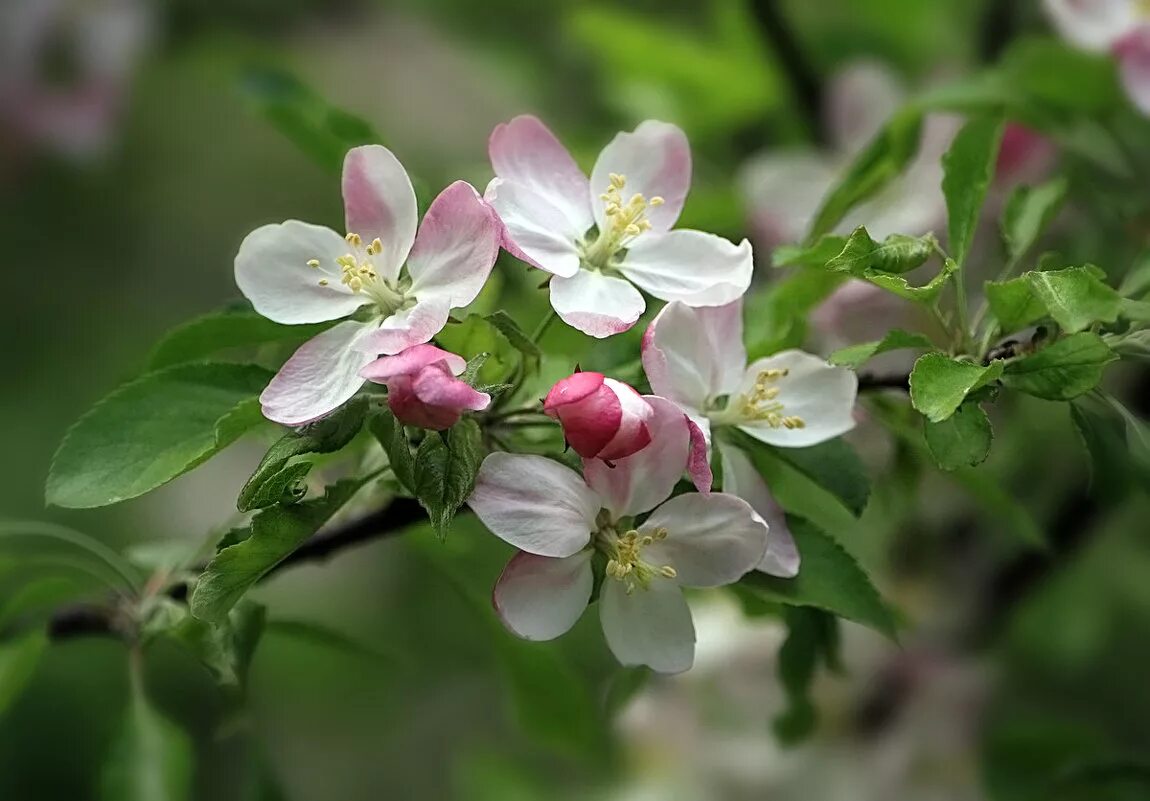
left=765, top=438, right=871, bottom=517
left=862, top=259, right=957, bottom=303
left=826, top=227, right=937, bottom=275
left=943, top=115, right=1004, bottom=266
left=1026, top=266, right=1121, bottom=333
left=985, top=276, right=1047, bottom=332
left=237, top=397, right=368, bottom=512
left=47, top=363, right=273, bottom=508
left=485, top=311, right=541, bottom=359
left=923, top=402, right=993, bottom=470
left=169, top=601, right=267, bottom=690
left=1002, top=332, right=1117, bottom=401
left=0, top=628, right=48, bottom=717
left=1000, top=178, right=1068, bottom=262
left=100, top=675, right=193, bottom=801
left=809, top=107, right=924, bottom=239
left=190, top=477, right=366, bottom=622
left=1071, top=394, right=1150, bottom=498
left=909, top=353, right=1004, bottom=422
left=459, top=352, right=490, bottom=387
left=738, top=518, right=898, bottom=639
left=367, top=409, right=415, bottom=493
left=148, top=309, right=329, bottom=370
left=413, top=419, right=484, bottom=539
left=828, top=330, right=935, bottom=369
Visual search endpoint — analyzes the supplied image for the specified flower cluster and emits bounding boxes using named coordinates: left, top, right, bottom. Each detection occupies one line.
left=234, top=117, right=859, bottom=672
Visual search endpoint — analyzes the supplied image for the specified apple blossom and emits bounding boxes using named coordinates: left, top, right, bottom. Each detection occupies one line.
left=467, top=397, right=768, bottom=673
left=543, top=371, right=654, bottom=460
left=235, top=145, right=501, bottom=426
left=1044, top=0, right=1150, bottom=114
left=360, top=345, right=490, bottom=431
left=484, top=115, right=753, bottom=337
left=642, top=299, right=858, bottom=576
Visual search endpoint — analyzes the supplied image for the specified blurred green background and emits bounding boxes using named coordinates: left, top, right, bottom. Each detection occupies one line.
left=3, top=1, right=1150, bottom=799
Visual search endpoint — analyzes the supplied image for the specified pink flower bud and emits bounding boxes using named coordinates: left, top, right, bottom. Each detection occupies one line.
left=361, top=345, right=490, bottom=431
left=543, top=372, right=654, bottom=460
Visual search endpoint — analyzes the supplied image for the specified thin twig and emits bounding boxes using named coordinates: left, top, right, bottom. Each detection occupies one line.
left=747, top=0, right=825, bottom=145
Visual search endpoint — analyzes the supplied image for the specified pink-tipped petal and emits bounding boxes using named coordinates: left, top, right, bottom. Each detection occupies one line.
left=235, top=221, right=365, bottom=324
left=360, top=344, right=467, bottom=383
left=484, top=178, right=583, bottom=277
left=489, top=115, right=594, bottom=235
left=717, top=441, right=800, bottom=578
left=412, top=363, right=491, bottom=412
left=584, top=396, right=691, bottom=518
left=642, top=300, right=747, bottom=411
left=642, top=493, right=769, bottom=588
left=599, top=576, right=694, bottom=674
left=543, top=370, right=608, bottom=412
left=549, top=269, right=645, bottom=338
left=407, top=181, right=501, bottom=307
left=493, top=550, right=594, bottom=641
left=467, top=453, right=600, bottom=558
left=358, top=297, right=452, bottom=356
left=1043, top=0, right=1135, bottom=50
left=547, top=373, right=622, bottom=459
left=259, top=320, right=376, bottom=426
left=590, top=120, right=691, bottom=233
left=1115, top=27, right=1150, bottom=115
left=341, top=145, right=418, bottom=280
left=736, top=351, right=858, bottom=448
left=595, top=379, right=654, bottom=461
left=621, top=230, right=753, bottom=307
left=385, top=375, right=459, bottom=431
left=686, top=418, right=713, bottom=493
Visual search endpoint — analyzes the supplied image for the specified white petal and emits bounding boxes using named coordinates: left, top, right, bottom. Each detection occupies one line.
left=642, top=300, right=746, bottom=411
left=259, top=320, right=376, bottom=426
left=599, top=577, right=695, bottom=674
left=641, top=493, right=768, bottom=588
left=826, top=61, right=906, bottom=155
left=717, top=441, right=800, bottom=578
left=1116, top=28, right=1150, bottom=116
left=736, top=351, right=858, bottom=448
left=358, top=298, right=452, bottom=356
left=590, top=120, right=691, bottom=233
left=1043, top=0, right=1135, bottom=50
left=493, top=551, right=593, bottom=641
left=549, top=268, right=645, bottom=338
left=620, top=230, right=752, bottom=306
left=584, top=396, right=689, bottom=518
left=234, top=221, right=365, bottom=324
left=488, top=115, right=594, bottom=235
left=467, top=453, right=600, bottom=558
left=342, top=145, right=418, bottom=280
left=406, top=181, right=500, bottom=307
left=485, top=178, right=583, bottom=277
left=738, top=151, right=837, bottom=247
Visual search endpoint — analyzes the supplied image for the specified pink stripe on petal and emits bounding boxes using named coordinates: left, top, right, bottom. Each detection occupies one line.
left=412, top=363, right=491, bottom=412
left=686, top=417, right=713, bottom=494
left=407, top=180, right=501, bottom=307
left=360, top=344, right=467, bottom=383
left=342, top=145, right=418, bottom=280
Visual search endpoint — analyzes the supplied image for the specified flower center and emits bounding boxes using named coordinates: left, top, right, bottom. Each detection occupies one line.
left=580, top=173, right=664, bottom=269
left=711, top=368, right=806, bottom=429
left=596, top=525, right=676, bottom=595
left=307, top=232, right=411, bottom=316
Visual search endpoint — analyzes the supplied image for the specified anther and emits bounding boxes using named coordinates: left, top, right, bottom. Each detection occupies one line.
left=306, top=259, right=320, bottom=268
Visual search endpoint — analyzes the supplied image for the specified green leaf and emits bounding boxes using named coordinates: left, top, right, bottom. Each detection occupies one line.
left=942, top=115, right=1004, bottom=266
left=985, top=277, right=1047, bottom=332
left=237, top=397, right=368, bottom=512
left=826, top=227, right=937, bottom=275
left=909, top=353, right=1004, bottom=422
left=1121, top=297, right=1150, bottom=321
left=485, top=311, right=541, bottom=359
left=1026, top=267, right=1121, bottom=333
left=765, top=438, right=871, bottom=517
left=0, top=629, right=48, bottom=717
left=773, top=607, right=839, bottom=745
left=1002, top=37, right=1123, bottom=114
left=809, top=107, right=924, bottom=239
left=264, top=618, right=397, bottom=664
left=771, top=235, right=848, bottom=269
left=1000, top=178, right=1068, bottom=262
left=170, top=601, right=267, bottom=689
left=1119, top=251, right=1150, bottom=297
left=412, top=419, right=484, bottom=539
left=190, top=477, right=367, bottom=622
left=1071, top=394, right=1150, bottom=497
left=745, top=270, right=846, bottom=359
left=100, top=674, right=193, bottom=801
left=148, top=308, right=329, bottom=370
left=1002, top=332, right=1117, bottom=401
left=828, top=330, right=935, bottom=369
left=863, top=258, right=958, bottom=303
left=240, top=66, right=382, bottom=177
left=47, top=363, right=272, bottom=508
left=923, top=402, right=993, bottom=470
left=367, top=410, right=415, bottom=493
left=738, top=518, right=898, bottom=639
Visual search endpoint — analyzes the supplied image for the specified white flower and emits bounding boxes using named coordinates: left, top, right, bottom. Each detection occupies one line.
left=642, top=299, right=858, bottom=577
left=234, top=145, right=501, bottom=425
left=484, top=115, right=753, bottom=337
left=467, top=397, right=768, bottom=673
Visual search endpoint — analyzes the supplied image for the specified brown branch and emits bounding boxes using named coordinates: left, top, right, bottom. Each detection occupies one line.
left=857, top=373, right=911, bottom=392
